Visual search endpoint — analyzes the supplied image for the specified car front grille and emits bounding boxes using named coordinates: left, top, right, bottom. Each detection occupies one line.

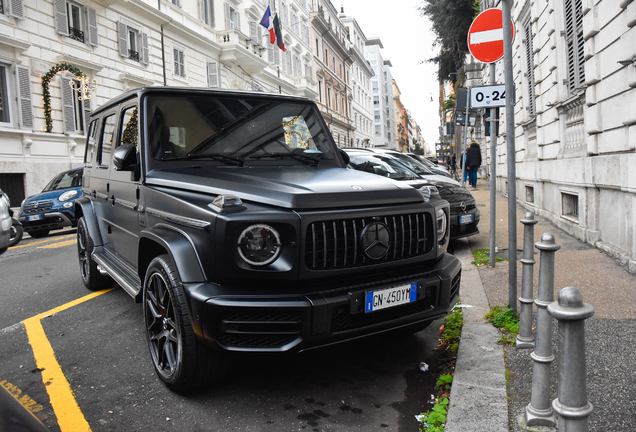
left=305, top=212, right=433, bottom=270
left=218, top=311, right=303, bottom=348
left=450, top=272, right=461, bottom=300
left=23, top=200, right=54, bottom=213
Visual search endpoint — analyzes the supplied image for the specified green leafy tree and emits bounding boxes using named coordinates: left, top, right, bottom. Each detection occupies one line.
left=419, top=0, right=479, bottom=83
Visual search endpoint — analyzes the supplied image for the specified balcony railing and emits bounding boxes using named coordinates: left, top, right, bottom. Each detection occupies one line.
left=128, top=49, right=140, bottom=62
left=69, top=27, right=85, bottom=43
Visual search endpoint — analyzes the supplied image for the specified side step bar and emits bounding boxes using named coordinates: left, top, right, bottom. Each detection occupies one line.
left=93, top=247, right=141, bottom=300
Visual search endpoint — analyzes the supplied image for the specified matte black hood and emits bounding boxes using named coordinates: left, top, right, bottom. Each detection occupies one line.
left=145, top=167, right=425, bottom=210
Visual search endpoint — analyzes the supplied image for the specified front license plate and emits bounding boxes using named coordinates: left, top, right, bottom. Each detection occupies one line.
left=27, top=215, right=42, bottom=222
left=365, top=283, right=417, bottom=313
left=460, top=214, right=473, bottom=224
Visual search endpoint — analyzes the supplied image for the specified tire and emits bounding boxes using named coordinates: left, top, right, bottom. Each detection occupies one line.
left=77, top=217, right=112, bottom=291
left=29, top=229, right=50, bottom=238
left=143, top=254, right=226, bottom=392
left=9, top=221, right=23, bottom=247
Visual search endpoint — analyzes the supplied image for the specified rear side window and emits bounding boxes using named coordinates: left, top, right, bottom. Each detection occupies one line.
left=99, top=114, right=116, bottom=167
left=85, top=119, right=98, bottom=167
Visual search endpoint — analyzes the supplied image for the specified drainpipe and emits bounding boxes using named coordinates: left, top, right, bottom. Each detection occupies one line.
left=161, top=26, right=167, bottom=86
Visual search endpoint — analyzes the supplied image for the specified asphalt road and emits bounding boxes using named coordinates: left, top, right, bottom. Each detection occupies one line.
left=0, top=229, right=452, bottom=432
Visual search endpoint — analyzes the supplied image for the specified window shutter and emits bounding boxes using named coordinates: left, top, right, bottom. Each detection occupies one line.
left=199, top=0, right=205, bottom=23
left=274, top=46, right=280, bottom=65
left=141, top=32, right=149, bottom=65
left=9, top=0, right=24, bottom=19
left=236, top=11, right=240, bottom=30
left=524, top=21, right=535, bottom=116
left=61, top=77, right=76, bottom=134
left=207, top=61, right=219, bottom=88
left=86, top=7, right=99, bottom=47
left=16, top=65, right=33, bottom=130
left=83, top=98, right=91, bottom=135
left=117, top=21, right=128, bottom=58
left=249, top=21, right=257, bottom=39
left=267, top=44, right=274, bottom=63
left=224, top=3, right=231, bottom=29
left=54, top=0, right=69, bottom=36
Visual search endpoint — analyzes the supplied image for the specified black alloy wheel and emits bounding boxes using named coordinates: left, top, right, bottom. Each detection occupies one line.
left=77, top=217, right=112, bottom=291
left=143, top=254, right=225, bottom=392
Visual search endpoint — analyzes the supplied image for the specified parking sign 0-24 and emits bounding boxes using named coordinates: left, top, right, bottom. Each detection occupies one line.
left=470, top=84, right=506, bottom=108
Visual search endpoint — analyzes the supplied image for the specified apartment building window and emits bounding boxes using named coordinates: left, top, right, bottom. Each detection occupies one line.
left=173, top=46, right=186, bottom=78
left=375, top=125, right=381, bottom=137
left=564, top=0, right=585, bottom=94
left=561, top=192, right=579, bottom=221
left=525, top=186, right=534, bottom=204
left=224, top=3, right=240, bottom=30
left=55, top=1, right=98, bottom=46
left=316, top=38, right=320, bottom=55
left=207, top=60, right=219, bottom=88
left=523, top=12, right=536, bottom=116
left=267, top=43, right=280, bottom=66
left=373, top=96, right=379, bottom=106
left=200, top=0, right=215, bottom=27
left=374, top=110, right=380, bottom=121
left=302, top=23, right=310, bottom=45
left=293, top=55, right=301, bottom=77
left=292, top=12, right=299, bottom=35
left=372, top=82, right=378, bottom=93
left=304, top=63, right=312, bottom=79
left=367, top=52, right=376, bottom=64
left=280, top=1, right=288, bottom=25
left=334, top=91, right=338, bottom=112
left=249, top=20, right=263, bottom=45
left=61, top=77, right=90, bottom=135
left=117, top=21, right=149, bottom=64
left=332, top=56, right=336, bottom=72
left=171, top=0, right=181, bottom=6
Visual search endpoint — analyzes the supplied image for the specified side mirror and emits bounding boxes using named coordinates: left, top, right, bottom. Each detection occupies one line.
left=113, top=144, right=138, bottom=171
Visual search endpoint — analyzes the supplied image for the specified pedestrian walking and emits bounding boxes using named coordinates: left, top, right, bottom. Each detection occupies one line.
left=466, top=141, right=482, bottom=188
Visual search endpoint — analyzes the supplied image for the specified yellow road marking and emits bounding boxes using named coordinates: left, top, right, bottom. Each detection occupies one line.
left=11, top=234, right=75, bottom=249
left=1, top=380, right=44, bottom=413
left=23, top=288, right=115, bottom=432
left=38, top=239, right=77, bottom=249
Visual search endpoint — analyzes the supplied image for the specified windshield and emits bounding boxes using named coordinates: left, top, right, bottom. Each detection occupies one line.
left=348, top=153, right=420, bottom=180
left=42, top=170, right=82, bottom=192
left=385, top=152, right=436, bottom=176
left=143, top=94, right=338, bottom=170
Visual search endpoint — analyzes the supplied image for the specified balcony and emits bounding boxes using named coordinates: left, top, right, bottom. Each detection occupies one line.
left=69, top=27, right=85, bottom=43
left=128, top=49, right=140, bottom=62
left=218, top=29, right=268, bottom=74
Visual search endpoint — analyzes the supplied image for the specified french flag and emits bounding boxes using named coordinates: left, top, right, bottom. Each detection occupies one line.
left=259, top=6, right=276, bottom=45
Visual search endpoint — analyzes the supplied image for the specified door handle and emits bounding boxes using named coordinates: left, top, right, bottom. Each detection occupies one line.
left=109, top=196, right=115, bottom=206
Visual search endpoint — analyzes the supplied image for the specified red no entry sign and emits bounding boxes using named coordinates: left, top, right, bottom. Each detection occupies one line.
left=467, top=8, right=514, bottom=63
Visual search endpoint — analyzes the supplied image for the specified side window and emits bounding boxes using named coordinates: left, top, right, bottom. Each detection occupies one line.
left=85, top=119, right=98, bottom=166
left=54, top=0, right=98, bottom=47
left=120, top=106, right=139, bottom=146
left=99, top=114, right=116, bottom=167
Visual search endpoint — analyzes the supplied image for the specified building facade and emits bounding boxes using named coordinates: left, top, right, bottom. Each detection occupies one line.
left=340, top=12, right=373, bottom=148
left=0, top=0, right=317, bottom=203
left=365, top=38, right=396, bottom=149
left=309, top=0, right=353, bottom=147
left=480, top=0, right=636, bottom=271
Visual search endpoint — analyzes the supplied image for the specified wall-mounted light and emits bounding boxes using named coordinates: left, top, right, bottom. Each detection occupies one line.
left=69, top=76, right=98, bottom=100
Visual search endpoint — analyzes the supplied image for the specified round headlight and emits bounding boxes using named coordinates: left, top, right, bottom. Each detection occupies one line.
left=237, top=224, right=282, bottom=266
left=59, top=190, right=78, bottom=202
left=436, top=208, right=447, bottom=242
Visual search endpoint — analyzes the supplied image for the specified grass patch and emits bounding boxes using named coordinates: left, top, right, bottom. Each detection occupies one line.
left=484, top=305, right=519, bottom=345
left=416, top=306, right=464, bottom=431
left=471, top=248, right=506, bottom=266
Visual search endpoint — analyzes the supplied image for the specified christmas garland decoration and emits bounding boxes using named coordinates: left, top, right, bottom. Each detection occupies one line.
left=41, top=62, right=86, bottom=132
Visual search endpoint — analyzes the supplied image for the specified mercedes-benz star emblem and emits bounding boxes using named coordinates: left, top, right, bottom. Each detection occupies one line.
left=360, top=222, right=391, bottom=260
left=460, top=201, right=466, bottom=211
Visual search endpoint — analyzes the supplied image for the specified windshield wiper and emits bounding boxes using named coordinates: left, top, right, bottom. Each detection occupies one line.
left=248, top=150, right=321, bottom=166
left=162, top=154, right=244, bottom=166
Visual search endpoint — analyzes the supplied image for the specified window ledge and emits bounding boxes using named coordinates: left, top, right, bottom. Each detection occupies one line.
left=57, top=54, right=103, bottom=73
left=561, top=215, right=579, bottom=224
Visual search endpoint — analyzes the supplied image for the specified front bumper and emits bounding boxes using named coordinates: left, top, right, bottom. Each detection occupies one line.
left=184, top=253, right=461, bottom=354
left=450, top=206, right=480, bottom=239
left=18, top=211, right=75, bottom=232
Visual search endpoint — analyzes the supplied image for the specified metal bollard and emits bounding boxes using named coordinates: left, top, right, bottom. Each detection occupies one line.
left=548, top=287, right=595, bottom=432
left=516, top=212, right=538, bottom=349
left=525, top=232, right=560, bottom=427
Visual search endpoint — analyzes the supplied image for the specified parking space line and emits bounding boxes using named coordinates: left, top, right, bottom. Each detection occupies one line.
left=38, top=239, right=77, bottom=249
left=10, top=234, right=75, bottom=249
left=23, top=288, right=115, bottom=432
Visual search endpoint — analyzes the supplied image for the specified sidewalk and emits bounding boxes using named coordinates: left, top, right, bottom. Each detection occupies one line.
left=444, top=177, right=636, bottom=431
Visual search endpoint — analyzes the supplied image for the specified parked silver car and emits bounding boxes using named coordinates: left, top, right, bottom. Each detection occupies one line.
left=0, top=191, right=11, bottom=254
